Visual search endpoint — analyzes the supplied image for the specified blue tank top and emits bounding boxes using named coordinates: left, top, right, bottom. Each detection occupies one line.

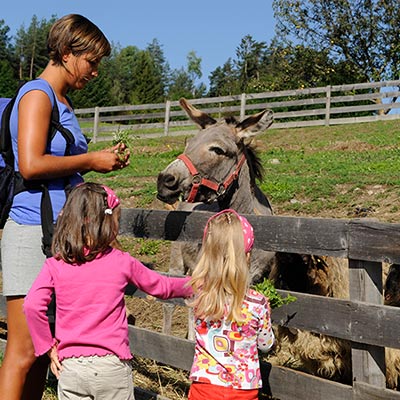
left=9, top=79, right=87, bottom=225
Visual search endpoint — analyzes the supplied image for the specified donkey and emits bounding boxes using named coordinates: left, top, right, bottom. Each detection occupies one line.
left=157, top=97, right=277, bottom=274
left=157, top=98, right=311, bottom=340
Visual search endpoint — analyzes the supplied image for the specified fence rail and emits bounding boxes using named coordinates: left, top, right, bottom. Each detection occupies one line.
left=74, top=80, right=400, bottom=142
left=2, top=209, right=400, bottom=399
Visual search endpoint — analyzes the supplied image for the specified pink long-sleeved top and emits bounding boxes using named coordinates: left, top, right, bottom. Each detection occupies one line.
left=23, top=247, right=192, bottom=361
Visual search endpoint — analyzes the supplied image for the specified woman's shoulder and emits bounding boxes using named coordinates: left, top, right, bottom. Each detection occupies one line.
left=18, top=79, right=54, bottom=103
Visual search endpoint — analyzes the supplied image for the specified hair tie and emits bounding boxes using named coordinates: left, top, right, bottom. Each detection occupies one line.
left=203, top=208, right=254, bottom=253
left=102, top=185, right=120, bottom=214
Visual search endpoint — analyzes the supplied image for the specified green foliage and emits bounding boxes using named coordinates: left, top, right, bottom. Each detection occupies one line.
left=136, top=239, right=162, bottom=256
left=272, top=0, right=400, bottom=83
left=253, top=278, right=296, bottom=309
left=15, top=15, right=55, bottom=80
left=112, top=129, right=132, bottom=147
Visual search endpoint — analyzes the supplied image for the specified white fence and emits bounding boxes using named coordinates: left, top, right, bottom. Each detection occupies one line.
left=74, top=80, right=400, bottom=142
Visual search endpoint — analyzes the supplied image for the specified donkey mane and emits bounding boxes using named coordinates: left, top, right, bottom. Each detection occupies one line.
left=243, top=143, right=264, bottom=184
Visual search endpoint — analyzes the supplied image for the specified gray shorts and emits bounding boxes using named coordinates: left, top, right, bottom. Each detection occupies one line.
left=1, top=218, right=46, bottom=296
left=59, top=355, right=134, bottom=400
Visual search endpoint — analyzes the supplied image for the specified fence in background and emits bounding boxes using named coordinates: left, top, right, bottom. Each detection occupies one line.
left=74, top=80, right=400, bottom=142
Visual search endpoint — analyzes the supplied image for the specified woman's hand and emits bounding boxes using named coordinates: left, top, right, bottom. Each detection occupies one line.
left=89, top=142, right=130, bottom=173
left=47, top=343, right=63, bottom=379
left=108, top=142, right=130, bottom=166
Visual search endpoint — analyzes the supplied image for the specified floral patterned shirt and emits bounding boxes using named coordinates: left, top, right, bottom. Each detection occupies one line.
left=189, top=288, right=275, bottom=389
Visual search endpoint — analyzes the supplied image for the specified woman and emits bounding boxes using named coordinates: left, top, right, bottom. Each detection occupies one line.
left=0, top=14, right=130, bottom=399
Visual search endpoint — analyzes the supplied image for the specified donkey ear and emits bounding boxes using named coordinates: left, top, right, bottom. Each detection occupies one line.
left=179, top=98, right=217, bottom=129
left=236, top=110, right=274, bottom=140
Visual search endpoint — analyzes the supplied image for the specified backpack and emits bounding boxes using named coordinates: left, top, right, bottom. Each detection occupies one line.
left=0, top=81, right=75, bottom=257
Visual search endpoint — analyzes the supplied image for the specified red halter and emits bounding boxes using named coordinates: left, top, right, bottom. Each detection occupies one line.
left=177, top=153, right=247, bottom=203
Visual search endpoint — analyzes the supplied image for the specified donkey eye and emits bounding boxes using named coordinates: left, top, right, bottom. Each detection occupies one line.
left=210, top=146, right=225, bottom=156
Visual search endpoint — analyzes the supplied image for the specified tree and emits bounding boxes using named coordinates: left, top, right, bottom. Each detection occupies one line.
left=167, top=51, right=206, bottom=99
left=0, top=19, right=18, bottom=96
left=167, top=68, right=194, bottom=100
left=272, top=0, right=400, bottom=83
left=111, top=45, right=141, bottom=104
left=69, top=62, right=113, bottom=108
left=257, top=39, right=365, bottom=92
left=208, top=59, right=240, bottom=97
left=235, top=35, right=267, bottom=91
left=146, top=38, right=170, bottom=91
left=130, top=50, right=165, bottom=104
left=14, top=15, right=55, bottom=80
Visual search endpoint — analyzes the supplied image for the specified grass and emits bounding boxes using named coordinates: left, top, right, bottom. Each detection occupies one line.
left=86, top=118, right=400, bottom=222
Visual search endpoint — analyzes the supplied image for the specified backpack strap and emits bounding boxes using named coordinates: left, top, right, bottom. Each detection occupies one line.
left=0, top=96, right=17, bottom=166
left=1, top=81, right=76, bottom=257
left=41, top=90, right=75, bottom=257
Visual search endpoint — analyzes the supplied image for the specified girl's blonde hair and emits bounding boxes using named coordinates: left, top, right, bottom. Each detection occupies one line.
left=188, top=211, right=251, bottom=322
left=48, top=14, right=111, bottom=66
left=52, top=182, right=120, bottom=264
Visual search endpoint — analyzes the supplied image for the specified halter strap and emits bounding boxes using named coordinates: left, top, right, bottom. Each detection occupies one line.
left=177, top=153, right=246, bottom=203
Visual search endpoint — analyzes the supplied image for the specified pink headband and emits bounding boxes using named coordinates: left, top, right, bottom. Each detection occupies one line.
left=203, top=209, right=254, bottom=253
left=102, top=185, right=120, bottom=214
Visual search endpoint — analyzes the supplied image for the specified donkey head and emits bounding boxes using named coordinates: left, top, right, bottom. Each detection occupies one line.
left=157, top=98, right=273, bottom=206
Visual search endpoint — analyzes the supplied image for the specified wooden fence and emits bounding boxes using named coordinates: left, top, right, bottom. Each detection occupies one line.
left=74, top=80, right=400, bottom=142
left=2, top=209, right=400, bottom=400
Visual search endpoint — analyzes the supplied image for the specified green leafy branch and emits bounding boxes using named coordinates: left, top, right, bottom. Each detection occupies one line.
left=112, top=129, right=132, bottom=162
left=252, top=278, right=296, bottom=309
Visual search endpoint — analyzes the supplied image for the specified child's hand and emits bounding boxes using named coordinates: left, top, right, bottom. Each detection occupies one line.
left=47, top=343, right=63, bottom=379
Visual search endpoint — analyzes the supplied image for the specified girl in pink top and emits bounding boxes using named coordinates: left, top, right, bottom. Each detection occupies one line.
left=23, top=182, right=192, bottom=400
left=187, top=209, right=275, bottom=400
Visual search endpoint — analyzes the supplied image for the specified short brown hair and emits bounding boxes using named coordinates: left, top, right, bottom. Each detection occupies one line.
left=47, top=14, right=111, bottom=65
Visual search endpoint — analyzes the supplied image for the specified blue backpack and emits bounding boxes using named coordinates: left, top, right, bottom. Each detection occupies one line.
left=0, top=82, right=74, bottom=257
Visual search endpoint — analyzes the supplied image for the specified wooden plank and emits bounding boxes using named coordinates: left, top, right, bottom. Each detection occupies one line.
left=128, top=326, right=195, bottom=371
left=2, top=286, right=400, bottom=350
left=120, top=209, right=400, bottom=264
left=134, top=387, right=171, bottom=400
left=247, top=214, right=348, bottom=258
left=266, top=364, right=352, bottom=400
left=353, top=381, right=400, bottom=400
left=119, top=209, right=349, bottom=258
left=349, top=219, right=400, bottom=264
left=272, top=291, right=400, bottom=349
left=349, top=259, right=385, bottom=387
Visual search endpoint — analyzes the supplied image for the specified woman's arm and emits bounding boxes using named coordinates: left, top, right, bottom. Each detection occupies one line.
left=17, top=90, right=129, bottom=180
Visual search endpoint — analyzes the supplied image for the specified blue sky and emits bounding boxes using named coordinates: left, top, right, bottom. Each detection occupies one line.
left=2, top=0, right=277, bottom=87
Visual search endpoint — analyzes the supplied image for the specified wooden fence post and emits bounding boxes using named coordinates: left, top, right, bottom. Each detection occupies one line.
left=325, top=85, right=331, bottom=126
left=93, top=106, right=100, bottom=143
left=349, top=259, right=386, bottom=387
left=240, top=93, right=246, bottom=120
left=164, top=100, right=171, bottom=136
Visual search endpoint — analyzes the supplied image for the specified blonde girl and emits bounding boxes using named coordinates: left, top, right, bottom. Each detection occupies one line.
left=188, top=209, right=275, bottom=400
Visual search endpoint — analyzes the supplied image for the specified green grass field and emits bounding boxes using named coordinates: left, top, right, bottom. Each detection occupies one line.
left=86, top=118, right=400, bottom=222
